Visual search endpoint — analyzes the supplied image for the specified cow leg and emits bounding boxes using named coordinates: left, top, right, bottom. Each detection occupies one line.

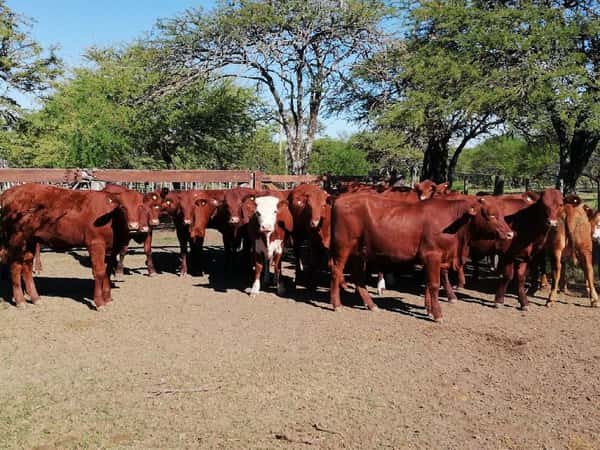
left=457, top=265, right=466, bottom=289
left=376, top=272, right=385, bottom=296
left=579, top=249, right=598, bottom=307
left=10, top=261, right=26, bottom=307
left=424, top=255, right=443, bottom=322
left=352, top=261, right=378, bottom=311
left=330, top=247, right=352, bottom=311
left=442, top=268, right=457, bottom=304
left=494, top=259, right=514, bottom=307
left=115, top=242, right=128, bottom=279
left=22, top=250, right=41, bottom=304
left=472, top=258, right=481, bottom=281
left=516, top=261, right=530, bottom=311
left=33, top=242, right=42, bottom=274
left=547, top=248, right=562, bottom=307
left=274, top=251, right=285, bottom=296
left=179, top=240, right=188, bottom=277
left=144, top=232, right=156, bottom=276
left=250, top=253, right=263, bottom=297
left=102, top=255, right=113, bottom=304
left=88, top=243, right=108, bottom=309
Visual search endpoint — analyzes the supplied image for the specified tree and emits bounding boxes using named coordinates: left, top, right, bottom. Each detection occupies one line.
left=344, top=4, right=512, bottom=185
left=7, top=44, right=269, bottom=169
left=457, top=136, right=557, bottom=180
left=154, top=0, right=389, bottom=174
left=309, top=137, right=371, bottom=175
left=0, top=1, right=61, bottom=126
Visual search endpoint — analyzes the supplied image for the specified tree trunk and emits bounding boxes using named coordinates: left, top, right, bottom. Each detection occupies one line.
left=556, top=130, right=598, bottom=194
left=421, top=136, right=449, bottom=183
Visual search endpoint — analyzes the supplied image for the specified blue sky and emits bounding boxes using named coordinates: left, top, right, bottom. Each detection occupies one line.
left=11, top=0, right=357, bottom=137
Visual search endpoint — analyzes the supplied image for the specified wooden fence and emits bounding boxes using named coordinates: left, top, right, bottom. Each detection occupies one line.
left=0, top=168, right=323, bottom=191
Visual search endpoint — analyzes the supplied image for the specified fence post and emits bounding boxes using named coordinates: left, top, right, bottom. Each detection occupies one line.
left=596, top=180, right=600, bottom=210
left=463, top=176, right=469, bottom=194
left=493, top=175, right=504, bottom=195
left=411, top=165, right=418, bottom=187
left=524, top=178, right=530, bottom=192
left=253, top=171, right=263, bottom=190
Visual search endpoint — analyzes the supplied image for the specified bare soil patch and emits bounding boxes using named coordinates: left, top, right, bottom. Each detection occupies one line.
left=1, top=230, right=599, bottom=449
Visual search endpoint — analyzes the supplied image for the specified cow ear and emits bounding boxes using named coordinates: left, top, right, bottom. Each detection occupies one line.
left=326, top=195, right=333, bottom=206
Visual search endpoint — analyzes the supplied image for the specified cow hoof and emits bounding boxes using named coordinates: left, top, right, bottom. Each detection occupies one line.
left=520, top=305, right=529, bottom=312
left=249, top=291, right=259, bottom=298
left=448, top=298, right=457, bottom=304
left=545, top=301, right=554, bottom=308
left=147, top=272, right=156, bottom=277
left=591, top=301, right=598, bottom=308
left=377, top=289, right=384, bottom=296
left=434, top=317, right=443, bottom=324
left=368, top=305, right=379, bottom=312
left=179, top=272, right=187, bottom=278
left=333, top=306, right=343, bottom=312
left=30, top=298, right=42, bottom=306
left=14, top=301, right=26, bottom=309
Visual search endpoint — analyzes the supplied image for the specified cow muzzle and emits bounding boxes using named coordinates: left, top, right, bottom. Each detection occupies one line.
left=505, top=231, right=514, bottom=240
left=230, top=216, right=240, bottom=224
left=141, top=226, right=149, bottom=233
left=260, top=225, right=274, bottom=233
left=183, top=219, right=192, bottom=225
left=419, top=194, right=428, bottom=201
left=128, top=222, right=139, bottom=230
left=547, top=219, right=558, bottom=227
left=150, top=219, right=160, bottom=226
left=311, top=219, right=320, bottom=228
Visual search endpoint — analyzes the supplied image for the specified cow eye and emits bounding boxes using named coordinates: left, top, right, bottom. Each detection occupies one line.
left=490, top=215, right=496, bottom=219
left=154, top=205, right=160, bottom=209
left=201, top=200, right=207, bottom=206
left=256, top=211, right=261, bottom=216
left=166, top=200, right=171, bottom=205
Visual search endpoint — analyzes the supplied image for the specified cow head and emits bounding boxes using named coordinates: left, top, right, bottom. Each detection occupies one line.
left=161, top=192, right=181, bottom=218
left=470, top=197, right=514, bottom=241
left=143, top=191, right=163, bottom=227
left=254, top=196, right=293, bottom=234
left=434, top=182, right=450, bottom=196
left=414, top=179, right=436, bottom=201
left=190, top=193, right=220, bottom=240
left=223, top=189, right=257, bottom=226
left=115, top=191, right=146, bottom=232
left=290, top=185, right=329, bottom=230
left=539, top=189, right=564, bottom=227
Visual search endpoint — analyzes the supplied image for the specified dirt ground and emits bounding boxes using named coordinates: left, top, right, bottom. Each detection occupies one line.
left=1, top=229, right=599, bottom=449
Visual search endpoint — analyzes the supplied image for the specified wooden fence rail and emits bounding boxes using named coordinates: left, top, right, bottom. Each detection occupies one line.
left=0, top=168, right=322, bottom=189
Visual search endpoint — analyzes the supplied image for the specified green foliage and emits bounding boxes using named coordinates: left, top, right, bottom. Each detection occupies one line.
left=156, top=0, right=389, bottom=174
left=349, top=129, right=421, bottom=169
left=309, top=138, right=370, bottom=176
left=0, top=1, right=61, bottom=126
left=457, top=136, right=557, bottom=178
left=4, top=43, right=271, bottom=169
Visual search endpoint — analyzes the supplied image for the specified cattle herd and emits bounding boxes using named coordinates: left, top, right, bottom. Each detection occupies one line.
left=1, top=179, right=599, bottom=323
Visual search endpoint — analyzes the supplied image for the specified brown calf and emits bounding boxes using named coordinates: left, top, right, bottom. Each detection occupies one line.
left=0, top=184, right=127, bottom=309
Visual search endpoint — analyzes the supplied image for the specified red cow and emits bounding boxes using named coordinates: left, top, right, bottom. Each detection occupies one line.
left=209, top=187, right=257, bottom=273
left=161, top=189, right=220, bottom=276
left=0, top=184, right=127, bottom=309
left=330, top=194, right=514, bottom=321
left=494, top=189, right=564, bottom=310
left=543, top=195, right=598, bottom=307
left=457, top=192, right=539, bottom=288
left=102, top=185, right=163, bottom=276
left=288, top=184, right=332, bottom=288
left=247, top=195, right=294, bottom=296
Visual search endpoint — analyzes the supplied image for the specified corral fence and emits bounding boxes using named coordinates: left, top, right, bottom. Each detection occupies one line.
left=0, top=168, right=324, bottom=192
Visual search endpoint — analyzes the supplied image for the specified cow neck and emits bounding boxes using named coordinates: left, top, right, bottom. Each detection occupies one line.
left=511, top=199, right=551, bottom=244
